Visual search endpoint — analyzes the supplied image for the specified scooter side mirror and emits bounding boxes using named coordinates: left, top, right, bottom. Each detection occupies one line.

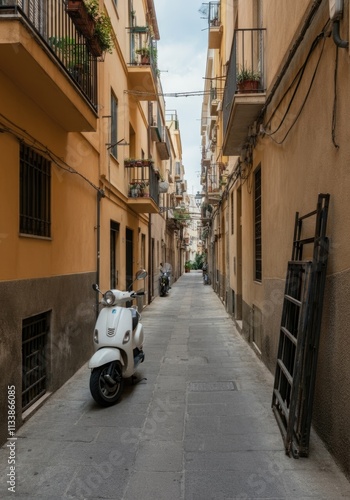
left=92, top=283, right=99, bottom=292
left=135, top=269, right=147, bottom=280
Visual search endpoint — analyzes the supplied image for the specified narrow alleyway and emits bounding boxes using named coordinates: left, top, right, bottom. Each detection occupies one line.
left=1, top=272, right=349, bottom=499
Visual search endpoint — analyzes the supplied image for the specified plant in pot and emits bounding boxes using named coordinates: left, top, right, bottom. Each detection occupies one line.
left=185, top=261, right=192, bottom=273
left=92, top=10, right=113, bottom=54
left=136, top=46, right=150, bottom=64
left=49, top=36, right=89, bottom=83
left=236, top=66, right=260, bottom=93
left=140, top=181, right=149, bottom=197
left=68, top=0, right=113, bottom=56
left=66, top=0, right=96, bottom=38
left=129, top=183, right=140, bottom=198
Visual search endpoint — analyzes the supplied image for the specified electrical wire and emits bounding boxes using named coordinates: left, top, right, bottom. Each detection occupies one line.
left=263, top=31, right=326, bottom=144
left=0, top=112, right=101, bottom=193
left=124, top=89, right=224, bottom=98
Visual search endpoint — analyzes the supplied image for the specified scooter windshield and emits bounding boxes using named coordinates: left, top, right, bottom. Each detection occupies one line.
left=162, top=263, right=172, bottom=273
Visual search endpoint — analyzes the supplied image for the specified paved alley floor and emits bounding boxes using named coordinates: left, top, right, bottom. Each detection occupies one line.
left=1, top=271, right=350, bottom=499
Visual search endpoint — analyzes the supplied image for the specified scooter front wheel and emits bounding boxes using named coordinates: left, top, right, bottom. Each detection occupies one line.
left=90, top=362, right=124, bottom=407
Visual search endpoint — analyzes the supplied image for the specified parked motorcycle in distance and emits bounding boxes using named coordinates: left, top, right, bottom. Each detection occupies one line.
left=89, top=269, right=147, bottom=407
left=159, top=262, right=172, bottom=297
left=202, top=263, right=209, bottom=285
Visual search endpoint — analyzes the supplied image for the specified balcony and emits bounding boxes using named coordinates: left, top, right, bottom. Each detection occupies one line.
left=175, top=181, right=184, bottom=200
left=125, top=160, right=159, bottom=213
left=222, top=29, right=266, bottom=156
left=208, top=2, right=222, bottom=49
left=0, top=0, right=99, bottom=131
left=207, top=174, right=222, bottom=204
left=127, top=28, right=158, bottom=101
left=174, top=162, right=182, bottom=180
left=150, top=107, right=171, bottom=160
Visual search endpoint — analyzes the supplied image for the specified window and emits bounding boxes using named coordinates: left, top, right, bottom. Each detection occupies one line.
left=20, top=143, right=51, bottom=237
left=110, top=92, right=118, bottom=158
left=231, top=191, right=234, bottom=235
left=141, top=234, right=146, bottom=270
left=110, top=221, right=120, bottom=288
left=22, top=311, right=50, bottom=412
left=254, top=166, right=262, bottom=282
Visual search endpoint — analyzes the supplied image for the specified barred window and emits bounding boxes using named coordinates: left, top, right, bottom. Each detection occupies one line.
left=20, top=143, right=51, bottom=237
left=110, top=92, right=118, bottom=158
left=231, top=191, right=234, bottom=235
left=254, top=166, right=262, bottom=282
left=22, top=311, right=50, bottom=412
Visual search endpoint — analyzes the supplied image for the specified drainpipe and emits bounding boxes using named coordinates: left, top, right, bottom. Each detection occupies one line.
left=147, top=102, right=152, bottom=305
left=332, top=20, right=349, bottom=48
left=96, top=188, right=105, bottom=318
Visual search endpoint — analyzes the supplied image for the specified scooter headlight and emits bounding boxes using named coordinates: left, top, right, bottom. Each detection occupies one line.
left=104, top=290, right=116, bottom=305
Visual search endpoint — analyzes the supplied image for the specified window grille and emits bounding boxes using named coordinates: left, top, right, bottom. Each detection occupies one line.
left=110, top=93, right=118, bottom=158
left=231, top=191, right=234, bottom=235
left=20, top=143, right=51, bottom=237
left=110, top=220, right=120, bottom=288
left=22, top=312, right=50, bottom=412
left=254, top=167, right=262, bottom=281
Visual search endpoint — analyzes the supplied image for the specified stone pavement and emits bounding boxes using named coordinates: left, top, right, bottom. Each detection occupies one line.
left=1, top=271, right=349, bottom=499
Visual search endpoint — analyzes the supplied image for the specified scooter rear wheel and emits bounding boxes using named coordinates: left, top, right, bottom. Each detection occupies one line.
left=90, top=362, right=124, bottom=407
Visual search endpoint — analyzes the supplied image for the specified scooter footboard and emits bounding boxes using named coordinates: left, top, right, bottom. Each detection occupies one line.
left=88, top=348, right=124, bottom=369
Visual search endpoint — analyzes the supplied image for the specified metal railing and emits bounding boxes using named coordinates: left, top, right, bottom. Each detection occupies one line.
left=166, top=110, right=179, bottom=130
left=127, top=164, right=159, bottom=206
left=223, top=28, right=266, bottom=136
left=208, top=1, right=220, bottom=27
left=128, top=27, right=158, bottom=81
left=0, top=0, right=98, bottom=109
left=22, top=312, right=50, bottom=412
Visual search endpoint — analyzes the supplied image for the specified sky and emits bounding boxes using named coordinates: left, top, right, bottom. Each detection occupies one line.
left=153, top=0, right=208, bottom=196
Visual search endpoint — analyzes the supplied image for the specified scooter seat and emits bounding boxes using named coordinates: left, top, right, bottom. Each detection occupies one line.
left=131, top=308, right=139, bottom=330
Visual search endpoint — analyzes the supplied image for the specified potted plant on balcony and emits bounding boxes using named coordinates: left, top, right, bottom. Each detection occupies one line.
left=236, top=66, right=260, bottom=93
left=136, top=46, right=151, bottom=64
left=66, top=0, right=96, bottom=38
left=129, top=182, right=140, bottom=198
left=88, top=8, right=113, bottom=56
left=49, top=36, right=90, bottom=85
left=140, top=181, right=150, bottom=197
left=66, top=0, right=113, bottom=56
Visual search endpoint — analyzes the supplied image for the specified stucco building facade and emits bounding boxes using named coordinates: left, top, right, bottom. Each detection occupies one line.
left=0, top=0, right=188, bottom=444
left=201, top=0, right=350, bottom=477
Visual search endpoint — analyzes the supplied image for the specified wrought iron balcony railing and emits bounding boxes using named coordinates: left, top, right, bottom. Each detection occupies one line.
left=0, top=0, right=98, bottom=109
left=128, top=27, right=158, bottom=80
left=208, top=1, right=221, bottom=27
left=223, top=28, right=266, bottom=136
left=221, top=28, right=266, bottom=155
left=125, top=161, right=159, bottom=206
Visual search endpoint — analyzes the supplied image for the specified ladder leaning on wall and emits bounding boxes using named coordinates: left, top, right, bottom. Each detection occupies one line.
left=272, top=193, right=330, bottom=458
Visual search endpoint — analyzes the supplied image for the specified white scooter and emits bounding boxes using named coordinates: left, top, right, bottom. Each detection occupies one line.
left=89, top=269, right=147, bottom=407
